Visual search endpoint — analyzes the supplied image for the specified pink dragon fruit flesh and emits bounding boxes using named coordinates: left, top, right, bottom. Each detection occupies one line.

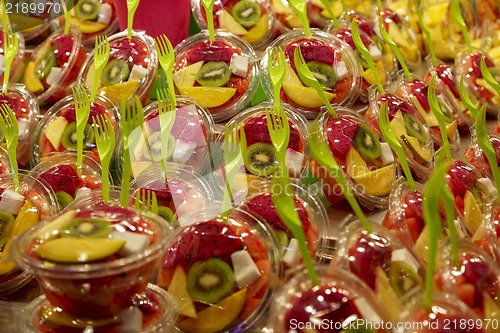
left=186, top=40, right=234, bottom=64
left=325, top=115, right=360, bottom=154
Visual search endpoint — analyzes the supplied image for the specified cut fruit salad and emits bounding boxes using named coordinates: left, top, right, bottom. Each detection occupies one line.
left=0, top=29, right=25, bottom=84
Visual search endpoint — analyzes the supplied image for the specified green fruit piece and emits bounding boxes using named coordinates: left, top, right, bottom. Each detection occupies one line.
left=55, top=191, right=74, bottom=209
left=74, top=0, right=100, bottom=21
left=274, top=230, right=290, bottom=255
left=35, top=52, right=57, bottom=80
left=61, top=122, right=95, bottom=150
left=187, top=258, right=236, bottom=305
left=142, top=132, right=175, bottom=162
left=306, top=61, right=337, bottom=89
left=389, top=261, right=422, bottom=297
left=243, top=142, right=277, bottom=177
left=403, top=113, right=426, bottom=144
left=157, top=206, right=175, bottom=223
left=62, top=218, right=112, bottom=238
left=35, top=237, right=125, bottom=263
left=353, top=124, right=381, bottom=161
left=0, top=211, right=15, bottom=252
left=195, top=62, right=232, bottom=87
left=231, top=0, right=261, bottom=28
left=101, top=59, right=131, bottom=86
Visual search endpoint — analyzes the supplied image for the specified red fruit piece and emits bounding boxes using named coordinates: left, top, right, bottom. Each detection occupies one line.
left=462, top=254, right=499, bottom=294
left=407, top=79, right=430, bottom=111
left=350, top=13, right=375, bottom=36
left=325, top=114, right=359, bottom=154
left=382, top=8, right=402, bottom=25
left=334, top=27, right=372, bottom=49
left=109, top=37, right=148, bottom=64
left=403, top=191, right=423, bottom=220
left=488, top=135, right=500, bottom=164
left=377, top=93, right=416, bottom=118
left=468, top=53, right=495, bottom=78
left=0, top=93, right=27, bottom=119
left=285, top=38, right=336, bottom=68
left=39, top=164, right=82, bottom=197
left=446, top=160, right=476, bottom=197
left=51, top=34, right=75, bottom=66
left=186, top=40, right=234, bottom=64
left=436, top=64, right=460, bottom=99
left=61, top=102, right=106, bottom=123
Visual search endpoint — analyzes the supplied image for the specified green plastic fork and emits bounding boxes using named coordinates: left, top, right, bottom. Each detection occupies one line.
left=126, top=0, right=140, bottom=40
left=134, top=189, right=158, bottom=215
left=459, top=74, right=478, bottom=120
left=268, top=47, right=286, bottom=113
left=157, top=88, right=176, bottom=180
left=308, top=120, right=371, bottom=232
left=72, top=86, right=90, bottom=177
left=221, top=124, right=246, bottom=216
left=2, top=26, right=18, bottom=95
left=377, top=16, right=412, bottom=80
left=288, top=0, right=312, bottom=37
left=91, top=36, right=110, bottom=102
left=155, top=34, right=176, bottom=110
left=93, top=114, right=115, bottom=204
left=428, top=74, right=452, bottom=162
left=293, top=46, right=338, bottom=118
left=476, top=104, right=500, bottom=191
left=62, top=0, right=72, bottom=35
left=0, top=104, right=18, bottom=191
left=416, top=0, right=437, bottom=66
left=201, top=0, right=216, bottom=41
left=480, top=55, right=500, bottom=96
left=451, top=0, right=472, bottom=52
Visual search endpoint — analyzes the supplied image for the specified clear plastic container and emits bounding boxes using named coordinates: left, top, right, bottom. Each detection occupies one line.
left=485, top=201, right=500, bottom=264
left=67, top=185, right=134, bottom=210
left=0, top=29, right=25, bottom=84
left=0, top=145, right=10, bottom=175
left=156, top=205, right=281, bottom=333
left=30, top=93, right=119, bottom=167
left=260, top=29, right=360, bottom=119
left=77, top=29, right=158, bottom=106
left=14, top=204, right=174, bottom=318
left=18, top=19, right=51, bottom=45
left=173, top=30, right=259, bottom=122
left=191, top=0, right=277, bottom=50
left=18, top=284, right=178, bottom=333
left=464, top=128, right=500, bottom=182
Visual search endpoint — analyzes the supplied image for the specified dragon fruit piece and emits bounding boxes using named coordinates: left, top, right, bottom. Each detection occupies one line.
left=39, top=172, right=80, bottom=197
left=334, top=28, right=372, bottom=50
left=186, top=40, right=234, bottom=64
left=62, top=103, right=106, bottom=124
left=382, top=8, right=402, bottom=25
left=469, top=53, right=495, bottom=77
left=140, top=182, right=173, bottom=203
left=350, top=13, right=375, bottom=36
left=51, top=34, right=75, bottom=66
left=109, top=37, right=145, bottom=63
left=407, top=79, right=430, bottom=112
left=285, top=38, right=336, bottom=68
left=325, top=115, right=360, bottom=154
left=377, top=93, right=416, bottom=118
left=0, top=94, right=23, bottom=119
left=446, top=161, right=477, bottom=197
left=436, top=64, right=460, bottom=99
left=489, top=136, right=500, bottom=164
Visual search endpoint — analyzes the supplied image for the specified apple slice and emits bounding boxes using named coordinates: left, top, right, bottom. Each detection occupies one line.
left=283, top=62, right=303, bottom=86
left=400, top=134, right=432, bottom=163
left=243, top=14, right=269, bottom=44
left=411, top=95, right=439, bottom=127
left=34, top=210, right=77, bottom=240
left=167, top=266, right=197, bottom=319
left=177, top=86, right=236, bottom=108
left=463, top=190, right=483, bottom=232
left=351, top=163, right=396, bottom=196
left=282, top=84, right=336, bottom=108
left=173, top=61, right=204, bottom=88
left=219, top=10, right=248, bottom=35
left=346, top=146, right=370, bottom=178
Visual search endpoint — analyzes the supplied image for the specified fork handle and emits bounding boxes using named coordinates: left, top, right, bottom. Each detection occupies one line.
left=7, top=147, right=19, bottom=192
left=90, top=70, right=103, bottom=102
left=120, top=141, right=131, bottom=207
left=2, top=64, right=11, bottom=95
left=101, top=158, right=111, bottom=204
left=272, top=86, right=281, bottom=113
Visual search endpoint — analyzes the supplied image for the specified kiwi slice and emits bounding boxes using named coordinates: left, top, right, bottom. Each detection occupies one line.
left=353, top=124, right=381, bottom=161
left=75, top=0, right=99, bottom=21
left=187, top=258, right=236, bottom=304
left=403, top=113, right=426, bottom=144
left=61, top=122, right=95, bottom=150
left=35, top=52, right=57, bottom=80
left=142, top=132, right=176, bottom=162
left=231, top=0, right=261, bottom=28
left=244, top=142, right=277, bottom=177
left=101, top=59, right=131, bottom=86
left=195, top=62, right=232, bottom=87
left=389, top=261, right=422, bottom=297
left=0, top=211, right=15, bottom=252
left=158, top=206, right=175, bottom=223
left=306, top=61, right=337, bottom=89
left=62, top=218, right=112, bottom=238
left=55, top=191, right=73, bottom=209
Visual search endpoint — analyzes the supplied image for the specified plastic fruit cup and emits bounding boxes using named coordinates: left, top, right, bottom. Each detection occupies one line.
left=309, top=107, right=398, bottom=209
left=13, top=204, right=174, bottom=319
left=77, top=29, right=158, bottom=106
left=23, top=26, right=86, bottom=104
left=269, top=266, right=393, bottom=333
left=29, top=151, right=105, bottom=210
left=51, top=0, right=119, bottom=48
left=0, top=83, right=39, bottom=168
left=19, top=283, right=177, bottom=333
left=130, top=164, right=214, bottom=227
left=464, top=129, right=500, bottom=183
left=191, top=0, right=277, bottom=51
left=260, top=29, right=360, bottom=119
left=240, top=181, right=330, bottom=271
left=139, top=96, right=215, bottom=177
left=30, top=93, right=119, bottom=167
left=67, top=185, right=134, bottom=210
left=173, top=30, right=259, bottom=122
left=0, top=30, right=25, bottom=84
left=0, top=171, right=58, bottom=297
left=156, top=205, right=280, bottom=333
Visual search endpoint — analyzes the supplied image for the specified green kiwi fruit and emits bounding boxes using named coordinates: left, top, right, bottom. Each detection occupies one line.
left=61, top=122, right=95, bottom=150
left=187, top=258, right=236, bottom=304
left=244, top=142, right=277, bottom=177
left=403, top=113, right=426, bottom=144
left=0, top=211, right=15, bottom=252
left=62, top=218, right=112, bottom=238
left=353, top=124, right=381, bottom=161
left=274, top=230, right=289, bottom=255
left=306, top=61, right=337, bottom=89
left=389, top=261, right=422, bottom=297
left=470, top=182, right=489, bottom=210
left=142, top=132, right=176, bottom=162
left=101, top=59, right=131, bottom=86
left=35, top=52, right=57, bottom=80
left=75, top=0, right=100, bottom=21
left=157, top=206, right=175, bottom=223
left=55, top=191, right=73, bottom=209
left=231, top=0, right=261, bottom=28
left=195, top=61, right=232, bottom=87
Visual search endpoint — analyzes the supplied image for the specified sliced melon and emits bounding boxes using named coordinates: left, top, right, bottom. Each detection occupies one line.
left=282, top=84, right=335, bottom=108
left=177, top=86, right=236, bottom=108
left=219, top=10, right=248, bottom=35
left=346, top=146, right=370, bottom=178
left=35, top=238, right=125, bottom=263
left=243, top=14, right=269, bottom=44
left=351, top=163, right=396, bottom=196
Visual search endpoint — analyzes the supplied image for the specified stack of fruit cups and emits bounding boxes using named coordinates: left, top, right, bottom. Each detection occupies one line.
left=0, top=29, right=25, bottom=84
left=23, top=26, right=86, bottom=104
left=77, top=29, right=158, bottom=106
left=156, top=205, right=280, bottom=332
left=309, top=106, right=398, bottom=209
left=29, top=93, right=119, bottom=167
left=172, top=30, right=259, bottom=122
left=191, top=0, right=277, bottom=51
left=0, top=171, right=58, bottom=297
left=13, top=204, right=175, bottom=331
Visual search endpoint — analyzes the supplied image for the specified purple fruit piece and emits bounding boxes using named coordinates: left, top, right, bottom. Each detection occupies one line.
left=0, top=94, right=22, bottom=119
left=325, top=114, right=360, bottom=155
left=244, top=192, right=311, bottom=232
left=436, top=64, right=460, bottom=99
left=382, top=8, right=402, bottom=25
left=489, top=136, right=500, bottom=164
left=469, top=53, right=495, bottom=78
left=39, top=164, right=82, bottom=197
left=462, top=254, right=499, bottom=295
left=334, top=27, right=372, bottom=50
left=407, top=79, right=430, bottom=112
left=377, top=93, right=417, bottom=119
left=140, top=181, right=173, bottom=203
left=61, top=102, right=106, bottom=124
left=350, top=13, right=375, bottom=37
left=348, top=231, right=392, bottom=289
left=109, top=37, right=143, bottom=63
left=186, top=40, right=234, bottom=64
left=446, top=160, right=477, bottom=197
left=51, top=33, right=74, bottom=66
left=285, top=38, right=336, bottom=69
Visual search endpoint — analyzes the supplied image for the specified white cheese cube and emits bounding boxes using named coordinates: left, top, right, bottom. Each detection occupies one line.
left=173, top=139, right=197, bottom=164
left=46, top=67, right=63, bottom=87
left=285, top=148, right=304, bottom=177
left=380, top=142, right=394, bottom=166
left=110, top=230, right=149, bottom=257
left=391, top=248, right=419, bottom=274
left=230, top=55, right=249, bottom=78
left=128, top=65, right=148, bottom=82
left=478, top=177, right=497, bottom=196
left=116, top=307, right=143, bottom=333
left=231, top=250, right=262, bottom=289
left=0, top=189, right=25, bottom=215
left=369, top=45, right=382, bottom=61
left=354, top=298, right=382, bottom=323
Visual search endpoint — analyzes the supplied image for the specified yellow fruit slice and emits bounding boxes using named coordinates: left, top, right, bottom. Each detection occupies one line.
left=484, top=293, right=500, bottom=322
left=131, top=161, right=154, bottom=178
left=282, top=84, right=336, bottom=108
left=100, top=80, right=140, bottom=105
left=362, top=60, right=386, bottom=86
left=167, top=266, right=197, bottom=319
left=411, top=95, right=439, bottom=127
left=173, top=61, right=204, bottom=88
left=463, top=190, right=483, bottom=233
left=219, top=10, right=248, bottom=35
left=35, top=238, right=125, bottom=263
left=243, top=14, right=269, bottom=44
left=346, top=146, right=370, bottom=178
left=375, top=267, right=401, bottom=322
left=34, top=210, right=77, bottom=241
left=272, top=0, right=294, bottom=14
left=351, top=163, right=396, bottom=196
left=389, top=111, right=408, bottom=139
left=402, top=135, right=432, bottom=163
left=69, top=17, right=107, bottom=34
left=177, top=86, right=236, bottom=108
left=44, top=116, right=69, bottom=150
left=446, top=120, right=457, bottom=141
left=177, top=289, right=247, bottom=333
left=285, top=14, right=302, bottom=28
left=283, top=62, right=303, bottom=86
left=40, top=303, right=119, bottom=328
left=24, top=61, right=45, bottom=94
